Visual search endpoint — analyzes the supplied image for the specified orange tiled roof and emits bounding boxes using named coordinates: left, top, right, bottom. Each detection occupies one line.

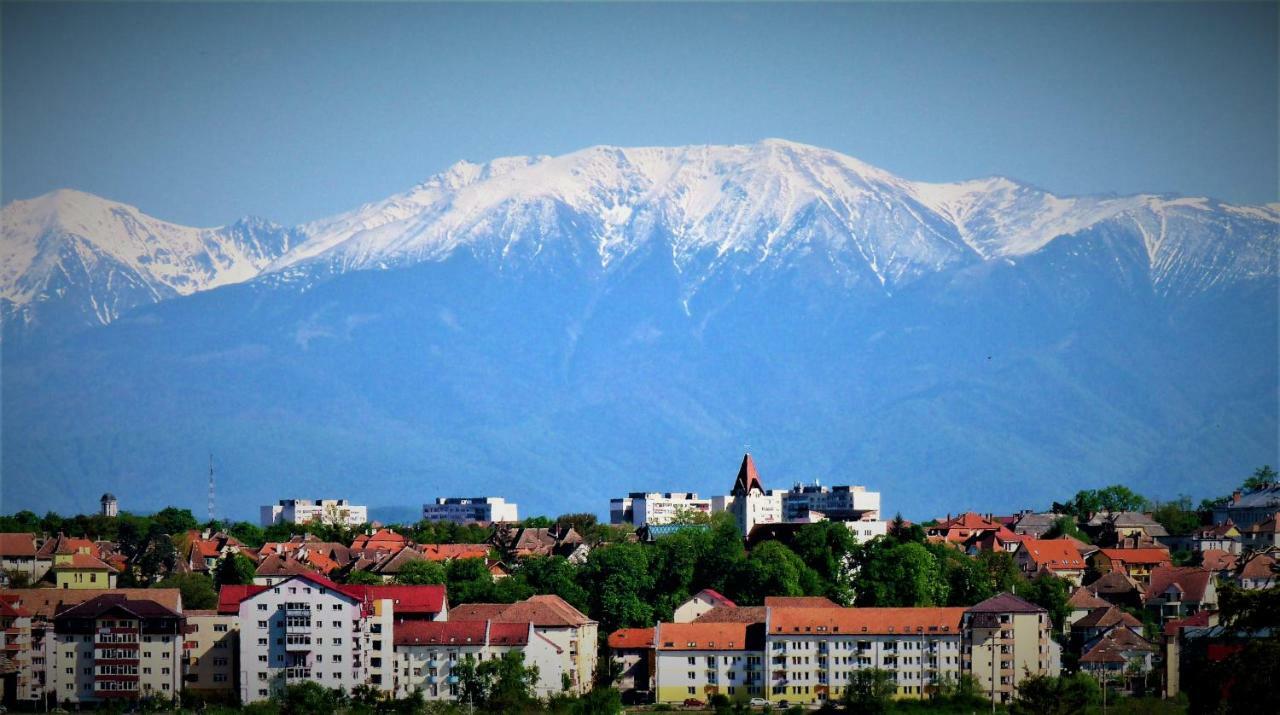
left=1020, top=539, right=1086, bottom=570
left=1, top=589, right=181, bottom=619
left=1239, top=552, right=1277, bottom=579
left=0, top=533, right=37, bottom=557
left=769, top=606, right=966, bottom=635
left=420, top=544, right=489, bottom=562
left=608, top=627, right=655, bottom=649
left=1098, top=548, right=1172, bottom=565
left=53, top=553, right=117, bottom=572
left=1200, top=549, right=1238, bottom=572
left=657, top=622, right=759, bottom=651
left=764, top=596, right=837, bottom=609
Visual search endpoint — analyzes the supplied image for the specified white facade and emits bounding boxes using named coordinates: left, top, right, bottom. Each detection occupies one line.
left=237, top=575, right=394, bottom=703
left=781, top=483, right=881, bottom=522
left=259, top=499, right=369, bottom=528
left=393, top=623, right=568, bottom=700
left=611, top=493, right=712, bottom=527
left=422, top=497, right=519, bottom=524
left=711, top=492, right=784, bottom=536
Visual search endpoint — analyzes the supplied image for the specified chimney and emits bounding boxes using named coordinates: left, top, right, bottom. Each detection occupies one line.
left=1232, top=491, right=1242, bottom=505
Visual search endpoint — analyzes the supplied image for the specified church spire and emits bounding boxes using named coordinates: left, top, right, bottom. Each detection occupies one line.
left=732, top=453, right=765, bottom=496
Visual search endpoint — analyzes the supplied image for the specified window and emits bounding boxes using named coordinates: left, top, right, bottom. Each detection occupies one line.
left=688, top=687, right=696, bottom=695
left=258, top=638, right=268, bottom=646
left=258, top=620, right=268, bottom=628
left=214, top=674, right=227, bottom=682
left=334, top=655, right=343, bottom=663
left=259, top=689, right=268, bottom=696
left=214, top=623, right=229, bottom=632
left=258, top=672, right=268, bottom=681
left=259, top=655, right=267, bottom=662
left=258, top=604, right=268, bottom=611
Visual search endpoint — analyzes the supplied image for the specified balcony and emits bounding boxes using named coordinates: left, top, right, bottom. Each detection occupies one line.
left=284, top=667, right=312, bottom=680
left=285, top=620, right=312, bottom=634
left=284, top=637, right=313, bottom=652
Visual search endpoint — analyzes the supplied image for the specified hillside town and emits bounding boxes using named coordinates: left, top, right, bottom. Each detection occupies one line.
left=0, top=457, right=1275, bottom=714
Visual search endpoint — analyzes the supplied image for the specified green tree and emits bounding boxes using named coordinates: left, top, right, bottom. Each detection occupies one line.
left=1243, top=465, right=1278, bottom=491
left=227, top=521, right=267, bottom=547
left=394, top=559, right=447, bottom=586
left=976, top=550, right=1025, bottom=594
left=446, top=558, right=496, bottom=604
left=791, top=521, right=857, bottom=604
left=852, top=540, right=947, bottom=607
left=153, top=572, right=218, bottom=609
left=151, top=507, right=199, bottom=535
left=278, top=681, right=338, bottom=715
left=729, top=540, right=821, bottom=606
left=517, top=556, right=588, bottom=612
left=841, top=668, right=895, bottom=714
left=214, top=552, right=258, bottom=587
left=1151, top=496, right=1201, bottom=536
left=578, top=542, right=653, bottom=633
left=1009, top=673, right=1099, bottom=715
left=1015, top=574, right=1072, bottom=633
left=931, top=543, right=994, bottom=606
left=669, top=506, right=712, bottom=525
left=1042, top=515, right=1091, bottom=543
left=345, top=570, right=383, bottom=585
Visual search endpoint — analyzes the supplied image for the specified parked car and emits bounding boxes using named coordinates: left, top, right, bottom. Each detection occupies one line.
left=684, top=697, right=706, bottom=708
left=749, top=697, right=770, bottom=707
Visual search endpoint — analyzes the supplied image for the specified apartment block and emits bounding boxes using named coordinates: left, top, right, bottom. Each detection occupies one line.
left=182, top=610, right=238, bottom=698
left=422, top=497, right=519, bottom=524
left=259, top=499, right=369, bottom=528
left=654, top=622, right=766, bottom=703
left=449, top=595, right=597, bottom=694
left=610, top=493, right=711, bottom=527
left=393, top=620, right=568, bottom=700
left=51, top=594, right=185, bottom=704
left=961, top=593, right=1060, bottom=705
left=229, top=573, right=395, bottom=703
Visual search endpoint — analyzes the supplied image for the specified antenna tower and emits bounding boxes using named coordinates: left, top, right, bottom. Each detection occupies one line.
left=207, top=453, right=216, bottom=523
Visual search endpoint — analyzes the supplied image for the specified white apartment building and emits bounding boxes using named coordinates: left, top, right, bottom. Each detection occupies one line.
left=422, top=497, right=519, bottom=524
left=782, top=482, right=881, bottom=521
left=259, top=499, right=369, bottom=528
left=610, top=492, right=712, bottom=527
left=51, top=594, right=186, bottom=705
left=654, top=622, right=766, bottom=703
left=393, top=620, right=568, bottom=700
left=234, top=572, right=395, bottom=703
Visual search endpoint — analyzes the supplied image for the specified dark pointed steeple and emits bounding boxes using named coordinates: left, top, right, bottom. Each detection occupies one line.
left=732, top=453, right=765, bottom=496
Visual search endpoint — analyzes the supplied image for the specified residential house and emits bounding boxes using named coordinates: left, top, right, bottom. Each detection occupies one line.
left=1212, top=484, right=1280, bottom=528
left=925, top=513, right=1003, bottom=546
left=963, top=593, right=1060, bottom=705
left=1086, top=512, right=1169, bottom=548
left=1145, top=566, right=1217, bottom=622
left=1191, top=522, right=1242, bottom=555
left=1065, top=588, right=1111, bottom=635
left=1010, top=513, right=1062, bottom=539
left=1241, top=513, right=1280, bottom=550
left=51, top=594, right=185, bottom=704
left=490, top=525, right=585, bottom=561
left=448, top=595, right=596, bottom=694
left=350, top=530, right=410, bottom=561
left=607, top=627, right=655, bottom=698
left=1069, top=606, right=1143, bottom=654
left=1234, top=551, right=1277, bottom=590
left=1015, top=539, right=1087, bottom=585
left=1079, top=627, right=1157, bottom=694
left=1084, top=571, right=1145, bottom=610
left=0, top=534, right=48, bottom=585
left=179, top=530, right=246, bottom=575
left=673, top=589, right=736, bottom=623
left=393, top=620, right=567, bottom=700
left=49, top=551, right=118, bottom=590
left=1199, top=549, right=1238, bottom=578
left=1090, top=548, right=1172, bottom=586
left=182, top=610, right=238, bottom=699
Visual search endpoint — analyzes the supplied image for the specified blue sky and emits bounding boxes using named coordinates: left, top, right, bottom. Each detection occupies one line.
left=3, top=2, right=1276, bottom=226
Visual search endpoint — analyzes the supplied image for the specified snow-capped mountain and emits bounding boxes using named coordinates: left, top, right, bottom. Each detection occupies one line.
left=3, top=141, right=1276, bottom=340
left=3, top=141, right=1277, bottom=518
left=1, top=189, right=298, bottom=334
left=270, top=139, right=1277, bottom=297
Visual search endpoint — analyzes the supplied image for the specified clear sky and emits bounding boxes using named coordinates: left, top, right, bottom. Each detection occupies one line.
left=3, top=2, right=1276, bottom=227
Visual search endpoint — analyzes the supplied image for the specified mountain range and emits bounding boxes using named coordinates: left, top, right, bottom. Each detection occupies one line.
left=2, top=140, right=1276, bottom=520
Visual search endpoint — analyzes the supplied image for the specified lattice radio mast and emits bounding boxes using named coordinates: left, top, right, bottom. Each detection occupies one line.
left=207, top=453, right=216, bottom=524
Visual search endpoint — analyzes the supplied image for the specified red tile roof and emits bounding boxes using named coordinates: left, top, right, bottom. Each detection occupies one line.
left=763, top=596, right=835, bottom=609
left=1073, top=606, right=1142, bottom=630
left=1164, top=610, right=1213, bottom=637
left=1020, top=539, right=1086, bottom=570
left=448, top=604, right=511, bottom=622
left=608, top=627, right=655, bottom=649
left=1147, top=566, right=1213, bottom=603
left=1067, top=588, right=1111, bottom=610
left=1080, top=627, right=1155, bottom=664
left=693, top=606, right=767, bottom=624
left=1239, top=552, right=1277, bottom=580
left=1098, top=548, right=1172, bottom=565
left=5, top=589, right=182, bottom=619
left=1200, top=549, right=1238, bottom=572
left=966, top=593, right=1045, bottom=614
left=770, top=606, right=966, bottom=635
left=695, top=589, right=736, bottom=607
left=657, top=622, right=761, bottom=651
left=53, top=553, right=117, bottom=572
left=394, top=620, right=487, bottom=647
left=0, top=533, right=37, bottom=557
left=348, top=585, right=446, bottom=615
left=488, top=622, right=534, bottom=646
left=419, top=544, right=490, bottom=561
